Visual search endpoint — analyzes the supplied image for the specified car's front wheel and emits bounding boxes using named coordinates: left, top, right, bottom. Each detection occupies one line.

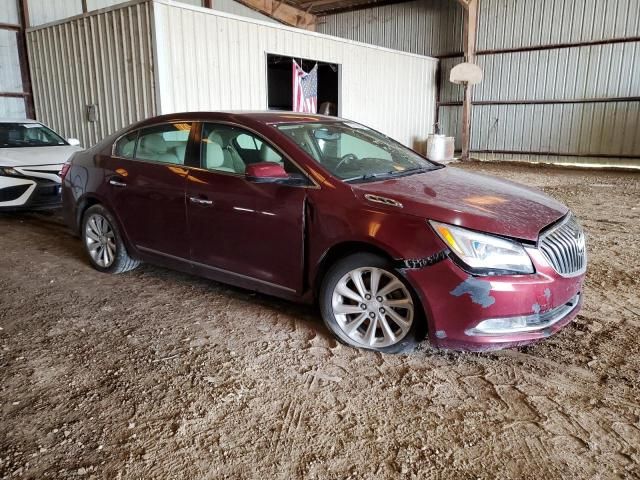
left=319, top=253, right=421, bottom=353
left=82, top=204, right=140, bottom=274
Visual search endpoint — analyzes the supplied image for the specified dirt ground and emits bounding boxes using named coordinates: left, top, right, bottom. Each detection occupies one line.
left=1, top=162, right=639, bottom=479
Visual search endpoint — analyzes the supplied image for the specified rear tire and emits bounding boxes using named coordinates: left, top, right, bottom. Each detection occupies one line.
left=81, top=204, right=140, bottom=274
left=319, top=253, right=422, bottom=353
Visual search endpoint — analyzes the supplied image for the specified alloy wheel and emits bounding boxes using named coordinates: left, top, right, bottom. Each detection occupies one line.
left=85, top=213, right=117, bottom=268
left=331, top=267, right=414, bottom=348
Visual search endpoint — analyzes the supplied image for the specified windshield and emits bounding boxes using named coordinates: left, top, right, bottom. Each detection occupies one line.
left=276, top=121, right=440, bottom=182
left=0, top=123, right=67, bottom=148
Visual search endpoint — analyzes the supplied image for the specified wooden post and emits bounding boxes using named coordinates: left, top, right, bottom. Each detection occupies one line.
left=17, top=0, right=35, bottom=119
left=458, top=0, right=478, bottom=161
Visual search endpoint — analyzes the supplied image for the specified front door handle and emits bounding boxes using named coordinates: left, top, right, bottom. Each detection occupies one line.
left=189, top=196, right=213, bottom=206
left=109, top=178, right=127, bottom=187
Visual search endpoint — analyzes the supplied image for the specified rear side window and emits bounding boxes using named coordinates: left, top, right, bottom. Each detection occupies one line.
left=114, top=131, right=138, bottom=158
left=135, top=123, right=192, bottom=165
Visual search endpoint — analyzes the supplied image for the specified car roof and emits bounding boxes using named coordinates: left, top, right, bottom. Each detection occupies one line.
left=0, top=118, right=40, bottom=124
left=137, top=111, right=343, bottom=126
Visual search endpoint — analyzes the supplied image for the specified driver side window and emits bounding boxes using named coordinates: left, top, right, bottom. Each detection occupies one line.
left=201, top=123, right=304, bottom=176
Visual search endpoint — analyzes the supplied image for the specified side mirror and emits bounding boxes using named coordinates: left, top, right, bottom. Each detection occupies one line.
left=67, top=138, right=81, bottom=146
left=246, top=162, right=290, bottom=183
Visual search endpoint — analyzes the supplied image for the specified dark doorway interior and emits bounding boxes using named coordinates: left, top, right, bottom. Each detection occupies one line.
left=266, top=54, right=340, bottom=115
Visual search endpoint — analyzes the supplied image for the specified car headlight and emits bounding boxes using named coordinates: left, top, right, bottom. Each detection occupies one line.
left=0, top=167, right=21, bottom=176
left=429, top=221, right=534, bottom=275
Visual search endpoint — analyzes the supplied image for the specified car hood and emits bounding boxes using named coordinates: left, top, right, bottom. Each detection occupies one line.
left=351, top=166, right=568, bottom=242
left=0, top=146, right=82, bottom=167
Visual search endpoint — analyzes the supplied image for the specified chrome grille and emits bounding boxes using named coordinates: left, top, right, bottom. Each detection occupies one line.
left=539, top=214, right=587, bottom=276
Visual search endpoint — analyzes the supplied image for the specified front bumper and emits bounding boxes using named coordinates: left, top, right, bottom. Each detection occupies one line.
left=403, top=247, right=586, bottom=351
left=0, top=166, right=63, bottom=211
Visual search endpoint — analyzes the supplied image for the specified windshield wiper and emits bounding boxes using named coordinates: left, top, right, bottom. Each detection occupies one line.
left=342, top=171, right=396, bottom=183
left=342, top=166, right=433, bottom=183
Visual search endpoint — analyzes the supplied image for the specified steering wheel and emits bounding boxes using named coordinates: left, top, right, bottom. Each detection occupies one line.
left=335, top=153, right=358, bottom=172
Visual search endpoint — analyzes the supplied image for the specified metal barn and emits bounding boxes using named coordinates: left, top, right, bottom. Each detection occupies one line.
left=25, top=0, right=438, bottom=149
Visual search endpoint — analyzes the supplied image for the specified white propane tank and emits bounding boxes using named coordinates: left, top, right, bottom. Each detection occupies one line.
left=426, top=134, right=455, bottom=162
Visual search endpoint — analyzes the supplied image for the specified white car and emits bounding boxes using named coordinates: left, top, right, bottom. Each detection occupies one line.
left=0, top=119, right=82, bottom=210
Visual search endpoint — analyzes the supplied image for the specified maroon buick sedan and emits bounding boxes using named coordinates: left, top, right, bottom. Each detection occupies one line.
left=62, top=112, right=586, bottom=352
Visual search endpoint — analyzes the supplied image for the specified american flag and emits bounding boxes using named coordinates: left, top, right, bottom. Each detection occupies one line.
left=292, top=61, right=318, bottom=113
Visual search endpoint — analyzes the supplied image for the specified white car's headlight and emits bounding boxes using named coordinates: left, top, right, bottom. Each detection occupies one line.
left=430, top=221, right=534, bottom=275
left=0, top=167, right=21, bottom=176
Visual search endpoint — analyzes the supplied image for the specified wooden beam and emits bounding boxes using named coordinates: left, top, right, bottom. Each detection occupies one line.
left=460, top=0, right=477, bottom=161
left=232, top=0, right=317, bottom=30
left=16, top=0, right=35, bottom=119
left=296, top=0, right=349, bottom=9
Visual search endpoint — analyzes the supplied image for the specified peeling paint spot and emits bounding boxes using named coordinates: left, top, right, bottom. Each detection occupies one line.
left=435, top=330, right=447, bottom=339
left=450, top=276, right=495, bottom=308
left=544, top=288, right=551, bottom=301
left=532, top=303, right=541, bottom=314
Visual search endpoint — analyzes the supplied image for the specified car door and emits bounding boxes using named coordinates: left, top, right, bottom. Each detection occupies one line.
left=107, top=122, right=194, bottom=259
left=186, top=123, right=309, bottom=294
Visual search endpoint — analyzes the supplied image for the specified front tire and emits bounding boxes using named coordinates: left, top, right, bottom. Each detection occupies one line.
left=81, top=204, right=140, bottom=274
left=319, top=253, right=421, bottom=353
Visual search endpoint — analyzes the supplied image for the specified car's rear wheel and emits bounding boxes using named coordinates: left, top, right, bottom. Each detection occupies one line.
left=82, top=204, right=140, bottom=274
left=319, top=253, right=421, bottom=353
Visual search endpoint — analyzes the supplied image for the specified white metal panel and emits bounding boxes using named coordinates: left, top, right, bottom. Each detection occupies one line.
left=0, top=97, right=26, bottom=118
left=0, top=0, right=19, bottom=24
left=87, top=0, right=128, bottom=9
left=0, top=30, right=23, bottom=93
left=153, top=1, right=438, bottom=149
left=26, top=1, right=156, bottom=146
left=27, top=0, right=82, bottom=26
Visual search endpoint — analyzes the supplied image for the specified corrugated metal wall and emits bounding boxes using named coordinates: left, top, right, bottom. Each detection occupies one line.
left=26, top=1, right=156, bottom=146
left=319, top=0, right=640, bottom=168
left=27, top=0, right=275, bottom=26
left=319, top=0, right=462, bottom=57
left=153, top=1, right=438, bottom=150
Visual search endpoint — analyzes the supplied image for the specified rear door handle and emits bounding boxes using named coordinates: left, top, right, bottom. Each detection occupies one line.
left=109, top=178, right=127, bottom=187
left=189, top=196, right=213, bottom=206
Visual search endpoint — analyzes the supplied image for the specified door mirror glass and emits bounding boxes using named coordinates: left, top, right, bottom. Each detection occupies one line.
left=67, top=138, right=81, bottom=146
left=246, top=162, right=290, bottom=183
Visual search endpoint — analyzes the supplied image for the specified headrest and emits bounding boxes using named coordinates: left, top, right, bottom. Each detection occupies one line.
left=140, top=133, right=168, bottom=154
left=206, top=143, right=225, bottom=168
left=121, top=140, right=136, bottom=157
left=208, top=132, right=224, bottom=146
left=260, top=143, right=282, bottom=163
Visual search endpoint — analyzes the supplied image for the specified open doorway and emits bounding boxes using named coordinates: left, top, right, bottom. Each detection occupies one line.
left=266, top=54, right=340, bottom=116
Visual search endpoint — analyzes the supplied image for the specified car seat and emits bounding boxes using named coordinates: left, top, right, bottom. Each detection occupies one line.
left=259, top=143, right=283, bottom=163
left=137, top=133, right=179, bottom=164
left=206, top=134, right=235, bottom=172
left=207, top=132, right=241, bottom=173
